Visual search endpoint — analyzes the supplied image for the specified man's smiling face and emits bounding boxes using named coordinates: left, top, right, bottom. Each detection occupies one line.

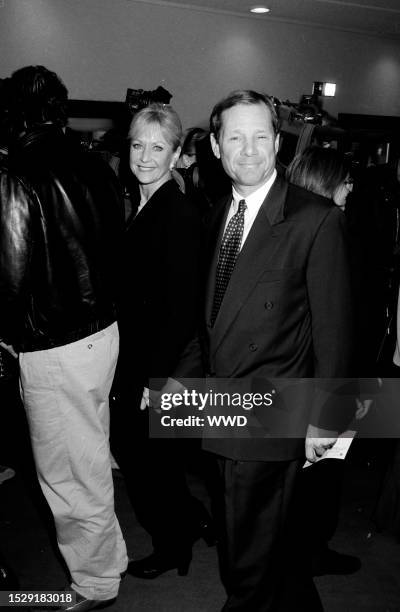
left=211, top=102, right=279, bottom=197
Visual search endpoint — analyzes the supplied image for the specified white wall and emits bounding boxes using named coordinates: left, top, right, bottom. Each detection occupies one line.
left=0, top=0, right=399, bottom=128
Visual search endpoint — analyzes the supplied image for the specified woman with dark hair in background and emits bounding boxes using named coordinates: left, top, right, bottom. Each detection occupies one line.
left=286, top=145, right=364, bottom=577
left=174, top=125, right=231, bottom=215
left=286, top=145, right=353, bottom=209
left=111, top=103, right=215, bottom=580
left=176, top=126, right=207, bottom=170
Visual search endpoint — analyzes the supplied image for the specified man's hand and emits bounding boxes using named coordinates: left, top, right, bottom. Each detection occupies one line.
left=148, top=388, right=162, bottom=411
left=141, top=378, right=187, bottom=412
left=0, top=341, right=18, bottom=359
left=355, top=398, right=373, bottom=420
left=305, top=424, right=338, bottom=463
left=139, top=388, right=162, bottom=412
left=161, top=377, right=186, bottom=396
left=157, top=377, right=187, bottom=410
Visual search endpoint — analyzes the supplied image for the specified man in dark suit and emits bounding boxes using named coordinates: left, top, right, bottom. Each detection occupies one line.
left=166, top=90, right=353, bottom=611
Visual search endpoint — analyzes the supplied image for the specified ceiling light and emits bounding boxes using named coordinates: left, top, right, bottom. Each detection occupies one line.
left=250, top=6, right=270, bottom=14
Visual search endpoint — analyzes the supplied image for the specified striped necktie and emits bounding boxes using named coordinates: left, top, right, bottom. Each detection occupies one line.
left=210, top=199, right=246, bottom=326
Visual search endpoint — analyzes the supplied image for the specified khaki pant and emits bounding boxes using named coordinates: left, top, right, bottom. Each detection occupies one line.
left=20, top=322, right=127, bottom=600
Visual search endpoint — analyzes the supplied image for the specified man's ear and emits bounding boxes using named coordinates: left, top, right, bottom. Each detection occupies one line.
left=210, top=133, right=220, bottom=159
left=274, top=133, right=280, bottom=155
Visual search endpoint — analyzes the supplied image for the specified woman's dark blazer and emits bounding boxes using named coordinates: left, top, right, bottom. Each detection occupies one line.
left=118, top=178, right=203, bottom=389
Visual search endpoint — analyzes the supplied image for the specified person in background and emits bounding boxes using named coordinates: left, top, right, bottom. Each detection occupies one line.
left=287, top=146, right=381, bottom=378
left=370, top=158, right=400, bottom=538
left=174, top=125, right=232, bottom=214
left=0, top=65, right=127, bottom=611
left=111, top=103, right=215, bottom=581
left=286, top=145, right=353, bottom=209
left=176, top=126, right=207, bottom=170
left=286, top=145, right=373, bottom=577
left=173, top=126, right=212, bottom=214
left=350, top=155, right=400, bottom=374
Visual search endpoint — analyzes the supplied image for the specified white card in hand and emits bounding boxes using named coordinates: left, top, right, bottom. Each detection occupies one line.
left=303, top=430, right=356, bottom=468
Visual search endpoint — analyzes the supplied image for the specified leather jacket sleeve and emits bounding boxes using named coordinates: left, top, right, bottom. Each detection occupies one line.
left=0, top=170, right=34, bottom=346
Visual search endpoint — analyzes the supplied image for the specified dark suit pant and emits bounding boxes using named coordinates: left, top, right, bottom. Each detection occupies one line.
left=217, top=457, right=323, bottom=612
left=298, top=458, right=345, bottom=564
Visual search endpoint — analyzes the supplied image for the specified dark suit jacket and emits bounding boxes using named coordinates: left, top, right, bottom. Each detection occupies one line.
left=176, top=175, right=354, bottom=460
left=118, top=179, right=203, bottom=390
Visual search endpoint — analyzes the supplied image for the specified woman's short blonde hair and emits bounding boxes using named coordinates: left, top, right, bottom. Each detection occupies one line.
left=128, top=103, right=182, bottom=151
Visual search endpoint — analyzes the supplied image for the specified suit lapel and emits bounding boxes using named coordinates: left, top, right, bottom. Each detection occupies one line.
left=209, top=176, right=289, bottom=356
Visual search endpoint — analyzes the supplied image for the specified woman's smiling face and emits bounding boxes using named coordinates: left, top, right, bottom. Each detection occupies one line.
left=130, top=122, right=180, bottom=191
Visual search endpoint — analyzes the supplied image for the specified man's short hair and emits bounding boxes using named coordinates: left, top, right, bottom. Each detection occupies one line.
left=210, top=90, right=279, bottom=141
left=9, top=65, right=68, bottom=132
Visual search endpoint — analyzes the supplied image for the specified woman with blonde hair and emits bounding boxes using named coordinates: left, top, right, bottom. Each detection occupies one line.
left=111, top=103, right=215, bottom=581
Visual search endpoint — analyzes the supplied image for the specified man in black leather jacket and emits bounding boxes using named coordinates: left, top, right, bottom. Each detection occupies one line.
left=0, top=66, right=127, bottom=611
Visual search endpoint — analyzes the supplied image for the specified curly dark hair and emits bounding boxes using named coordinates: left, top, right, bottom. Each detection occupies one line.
left=9, top=65, right=68, bottom=132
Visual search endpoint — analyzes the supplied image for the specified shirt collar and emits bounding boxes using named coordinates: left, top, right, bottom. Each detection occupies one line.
left=232, top=169, right=277, bottom=212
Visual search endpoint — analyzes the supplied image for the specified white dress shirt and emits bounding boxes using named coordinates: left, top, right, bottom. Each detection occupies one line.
left=225, top=169, right=277, bottom=250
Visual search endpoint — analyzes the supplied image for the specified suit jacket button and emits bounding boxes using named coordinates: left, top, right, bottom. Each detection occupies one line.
left=265, top=301, right=274, bottom=309
left=249, top=343, right=258, bottom=352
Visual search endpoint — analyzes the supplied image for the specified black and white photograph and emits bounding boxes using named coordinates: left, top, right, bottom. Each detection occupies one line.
left=1, top=1, right=400, bottom=611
